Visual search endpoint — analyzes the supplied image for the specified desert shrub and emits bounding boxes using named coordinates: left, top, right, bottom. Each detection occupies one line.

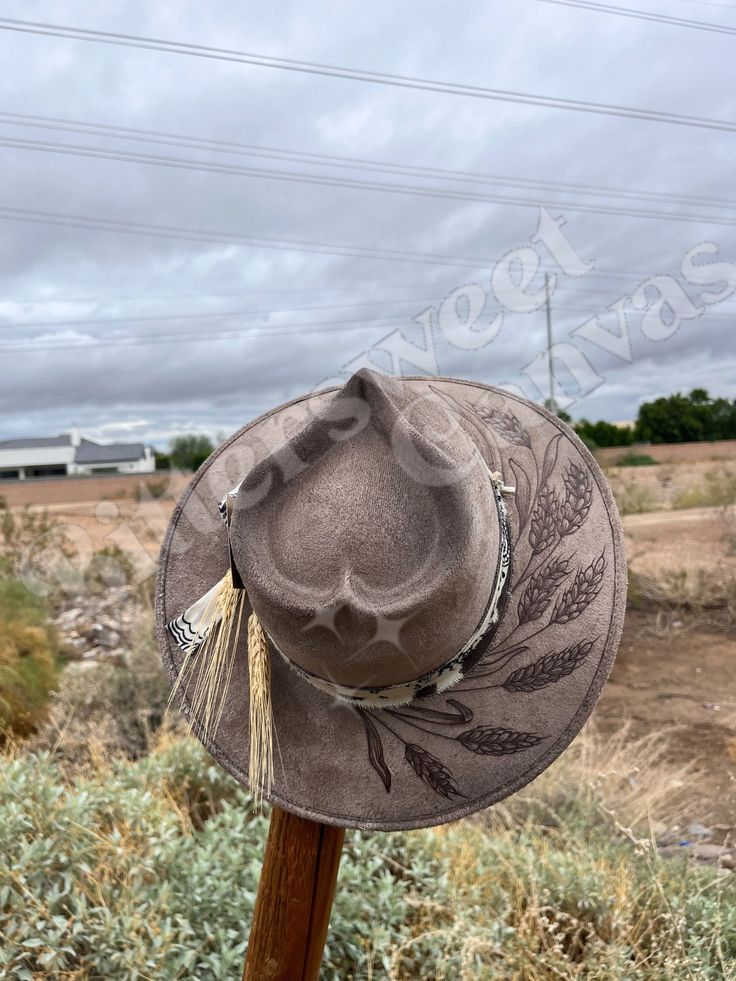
left=626, top=566, right=736, bottom=624
left=0, top=503, right=69, bottom=586
left=672, top=467, right=736, bottom=509
left=612, top=481, right=659, bottom=515
left=0, top=580, right=59, bottom=739
left=1, top=729, right=734, bottom=979
left=83, top=543, right=137, bottom=593
left=0, top=623, right=58, bottom=739
left=134, top=477, right=170, bottom=501
left=31, top=625, right=173, bottom=764
left=0, top=577, right=51, bottom=626
left=615, top=452, right=658, bottom=467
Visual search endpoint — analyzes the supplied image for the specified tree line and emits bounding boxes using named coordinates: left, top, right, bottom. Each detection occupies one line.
left=569, top=389, right=736, bottom=450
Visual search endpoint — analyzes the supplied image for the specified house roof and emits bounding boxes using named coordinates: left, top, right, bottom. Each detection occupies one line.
left=74, top=439, right=147, bottom=464
left=0, top=433, right=148, bottom=463
left=0, top=435, right=71, bottom=449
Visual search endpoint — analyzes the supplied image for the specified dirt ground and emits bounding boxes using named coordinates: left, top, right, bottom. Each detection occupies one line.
left=596, top=438, right=736, bottom=466
left=598, top=609, right=736, bottom=826
left=624, top=506, right=736, bottom=581
left=602, top=505, right=736, bottom=824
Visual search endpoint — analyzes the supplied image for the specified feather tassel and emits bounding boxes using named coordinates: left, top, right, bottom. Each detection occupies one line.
left=168, top=571, right=244, bottom=744
left=167, top=572, right=274, bottom=809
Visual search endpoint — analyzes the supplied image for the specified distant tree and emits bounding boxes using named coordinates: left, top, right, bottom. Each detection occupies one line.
left=154, top=450, right=171, bottom=471
left=635, top=390, right=736, bottom=443
left=574, top=418, right=633, bottom=449
left=690, top=387, right=710, bottom=404
left=709, top=396, right=736, bottom=440
left=169, top=434, right=214, bottom=472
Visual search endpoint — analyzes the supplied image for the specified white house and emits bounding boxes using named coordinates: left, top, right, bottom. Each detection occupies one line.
left=0, top=428, right=155, bottom=481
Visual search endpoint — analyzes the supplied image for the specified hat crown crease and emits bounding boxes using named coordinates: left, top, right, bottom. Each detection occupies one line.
left=230, top=369, right=500, bottom=689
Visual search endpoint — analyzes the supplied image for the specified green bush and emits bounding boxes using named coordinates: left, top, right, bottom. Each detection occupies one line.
left=169, top=434, right=214, bottom=472
left=0, top=580, right=59, bottom=739
left=1, top=732, right=734, bottom=979
left=615, top=452, right=658, bottom=467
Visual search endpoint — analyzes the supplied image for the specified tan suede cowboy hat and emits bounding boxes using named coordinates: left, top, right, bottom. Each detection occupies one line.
left=155, top=369, right=626, bottom=831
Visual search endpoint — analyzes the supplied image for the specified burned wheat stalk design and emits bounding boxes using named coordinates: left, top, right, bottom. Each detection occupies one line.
left=501, top=640, right=595, bottom=692
left=472, top=403, right=531, bottom=447
left=517, top=555, right=572, bottom=625
left=558, top=462, right=593, bottom=537
left=529, top=485, right=560, bottom=556
left=404, top=743, right=464, bottom=799
left=457, top=726, right=543, bottom=755
left=551, top=553, right=605, bottom=625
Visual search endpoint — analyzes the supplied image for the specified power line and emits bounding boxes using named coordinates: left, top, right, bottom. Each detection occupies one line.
left=3, top=278, right=734, bottom=351
left=0, top=281, right=452, bottom=305
left=3, top=202, right=715, bottom=293
left=0, top=276, right=726, bottom=309
left=0, top=16, right=735, bottom=134
left=0, top=314, right=412, bottom=354
left=3, top=302, right=733, bottom=356
left=7, top=289, right=732, bottom=340
left=0, top=204, right=495, bottom=269
left=0, top=202, right=717, bottom=289
left=7, top=294, right=732, bottom=336
left=7, top=277, right=728, bottom=343
left=3, top=110, right=735, bottom=214
left=0, top=294, right=441, bottom=332
left=4, top=203, right=708, bottom=279
left=538, top=0, right=736, bottom=35
left=6, top=132, right=736, bottom=229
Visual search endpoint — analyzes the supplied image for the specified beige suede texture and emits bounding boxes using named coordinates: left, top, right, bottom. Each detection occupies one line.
left=156, top=372, right=627, bottom=831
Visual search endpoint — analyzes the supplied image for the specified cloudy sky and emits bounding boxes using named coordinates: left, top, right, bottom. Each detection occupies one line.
left=1, top=0, right=735, bottom=446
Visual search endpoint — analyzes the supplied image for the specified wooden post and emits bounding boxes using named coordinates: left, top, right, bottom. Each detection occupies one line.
left=243, top=806, right=345, bottom=981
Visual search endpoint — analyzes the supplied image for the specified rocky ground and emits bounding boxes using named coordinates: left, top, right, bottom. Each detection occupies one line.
left=53, top=584, right=146, bottom=667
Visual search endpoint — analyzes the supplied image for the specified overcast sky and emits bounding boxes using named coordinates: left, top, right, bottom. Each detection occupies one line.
left=1, top=0, right=735, bottom=446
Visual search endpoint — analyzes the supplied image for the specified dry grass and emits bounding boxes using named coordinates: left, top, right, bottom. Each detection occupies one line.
left=385, top=725, right=732, bottom=979
left=608, top=463, right=736, bottom=515
left=672, top=468, right=736, bottom=510
left=628, top=566, right=736, bottom=627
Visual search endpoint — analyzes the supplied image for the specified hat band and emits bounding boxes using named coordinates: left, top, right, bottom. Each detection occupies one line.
left=266, top=471, right=512, bottom=707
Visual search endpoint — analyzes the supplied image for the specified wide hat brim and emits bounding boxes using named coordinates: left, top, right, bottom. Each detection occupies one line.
left=156, top=377, right=626, bottom=831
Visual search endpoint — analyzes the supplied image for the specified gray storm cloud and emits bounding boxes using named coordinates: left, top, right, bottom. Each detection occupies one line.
left=1, top=0, right=735, bottom=445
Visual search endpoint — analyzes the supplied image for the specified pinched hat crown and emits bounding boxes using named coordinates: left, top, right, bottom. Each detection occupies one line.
left=230, top=369, right=504, bottom=696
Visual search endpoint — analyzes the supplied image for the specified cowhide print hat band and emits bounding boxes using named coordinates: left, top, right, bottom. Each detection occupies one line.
left=156, top=369, right=626, bottom=831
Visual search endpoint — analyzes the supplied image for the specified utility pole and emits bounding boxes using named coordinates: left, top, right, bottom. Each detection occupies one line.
left=544, top=273, right=555, bottom=414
